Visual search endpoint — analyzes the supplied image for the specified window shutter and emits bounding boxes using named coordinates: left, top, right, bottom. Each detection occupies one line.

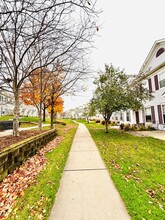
left=151, top=106, right=155, bottom=123
left=154, top=75, right=159, bottom=90
left=148, top=78, right=152, bottom=92
left=157, top=105, right=163, bottom=124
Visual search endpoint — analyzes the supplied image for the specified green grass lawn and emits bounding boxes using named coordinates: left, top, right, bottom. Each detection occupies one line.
left=20, top=116, right=50, bottom=124
left=84, top=121, right=165, bottom=220
left=8, top=119, right=78, bottom=220
left=0, top=115, right=13, bottom=121
left=0, top=116, right=52, bottom=129
left=0, top=116, right=50, bottom=124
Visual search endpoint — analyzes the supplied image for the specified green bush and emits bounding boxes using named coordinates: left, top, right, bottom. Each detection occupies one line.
left=130, top=124, right=138, bottom=131
left=120, top=123, right=124, bottom=130
left=90, top=118, right=96, bottom=121
left=101, top=120, right=111, bottom=125
left=124, top=124, right=130, bottom=131
left=147, top=125, right=156, bottom=131
left=110, top=121, right=118, bottom=126
left=101, top=120, right=105, bottom=125
left=137, top=124, right=146, bottom=131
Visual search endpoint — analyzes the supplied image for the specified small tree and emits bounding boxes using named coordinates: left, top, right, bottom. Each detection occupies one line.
left=46, top=97, right=63, bottom=119
left=91, top=64, right=151, bottom=133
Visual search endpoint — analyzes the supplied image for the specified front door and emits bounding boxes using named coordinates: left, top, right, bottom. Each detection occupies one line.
left=135, top=111, right=139, bottom=124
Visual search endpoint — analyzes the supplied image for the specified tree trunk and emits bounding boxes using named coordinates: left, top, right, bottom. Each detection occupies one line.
left=105, top=119, right=109, bottom=133
left=50, top=104, right=54, bottom=129
left=38, top=103, right=42, bottom=130
left=53, top=112, right=57, bottom=121
left=50, top=92, right=55, bottom=129
left=13, top=90, right=20, bottom=137
left=104, top=111, right=111, bottom=133
left=43, top=104, right=46, bottom=122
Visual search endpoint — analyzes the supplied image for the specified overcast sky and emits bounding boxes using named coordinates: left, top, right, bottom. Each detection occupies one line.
left=63, top=0, right=165, bottom=111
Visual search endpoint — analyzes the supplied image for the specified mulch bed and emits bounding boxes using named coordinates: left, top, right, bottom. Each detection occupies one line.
left=0, top=130, right=46, bottom=151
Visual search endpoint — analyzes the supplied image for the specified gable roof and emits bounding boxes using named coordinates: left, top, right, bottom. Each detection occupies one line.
left=138, top=38, right=165, bottom=75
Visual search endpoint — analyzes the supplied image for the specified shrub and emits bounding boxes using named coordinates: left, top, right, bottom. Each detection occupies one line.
left=90, top=118, right=96, bottom=121
left=101, top=120, right=110, bottom=125
left=124, top=124, right=130, bottom=131
left=110, top=121, right=117, bottom=126
left=138, top=125, right=146, bottom=131
left=130, top=124, right=138, bottom=131
left=147, top=125, right=156, bottom=131
left=120, top=123, right=124, bottom=130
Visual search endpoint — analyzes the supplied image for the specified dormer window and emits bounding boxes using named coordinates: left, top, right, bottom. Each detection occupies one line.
left=156, top=48, right=165, bottom=57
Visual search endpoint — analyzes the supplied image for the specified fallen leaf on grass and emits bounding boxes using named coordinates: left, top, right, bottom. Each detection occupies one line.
left=146, top=189, right=155, bottom=198
left=111, top=160, right=122, bottom=170
left=0, top=136, right=63, bottom=219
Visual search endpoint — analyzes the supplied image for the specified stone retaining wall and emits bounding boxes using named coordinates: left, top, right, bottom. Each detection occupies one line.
left=0, top=129, right=57, bottom=182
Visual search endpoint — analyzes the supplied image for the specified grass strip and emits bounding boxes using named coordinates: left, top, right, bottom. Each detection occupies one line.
left=8, top=120, right=78, bottom=220
left=84, top=121, right=165, bottom=220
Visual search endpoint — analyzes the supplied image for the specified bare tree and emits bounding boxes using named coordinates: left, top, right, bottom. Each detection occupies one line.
left=0, top=0, right=99, bottom=136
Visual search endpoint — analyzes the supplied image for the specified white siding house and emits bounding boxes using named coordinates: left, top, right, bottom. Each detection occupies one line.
left=0, top=92, right=38, bottom=117
left=137, top=39, right=165, bottom=130
left=111, top=39, right=165, bottom=130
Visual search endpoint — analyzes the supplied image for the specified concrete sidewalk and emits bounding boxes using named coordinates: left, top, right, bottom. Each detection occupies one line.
left=49, top=123, right=130, bottom=220
left=129, top=130, right=165, bottom=140
left=0, top=124, right=50, bottom=137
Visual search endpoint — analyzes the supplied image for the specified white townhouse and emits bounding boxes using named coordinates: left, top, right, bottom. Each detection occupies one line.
left=112, top=39, right=165, bottom=130
left=0, top=92, right=14, bottom=116
left=0, top=92, right=38, bottom=117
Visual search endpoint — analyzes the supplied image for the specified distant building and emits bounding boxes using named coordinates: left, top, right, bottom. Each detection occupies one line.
left=0, top=92, right=14, bottom=116
left=64, top=104, right=88, bottom=119
left=0, top=92, right=37, bottom=117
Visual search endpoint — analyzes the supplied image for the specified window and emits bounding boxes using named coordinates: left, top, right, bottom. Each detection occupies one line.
left=126, top=111, right=130, bottom=121
left=156, top=48, right=165, bottom=57
left=162, top=105, right=165, bottom=123
left=145, top=107, right=152, bottom=122
left=159, top=72, right=165, bottom=88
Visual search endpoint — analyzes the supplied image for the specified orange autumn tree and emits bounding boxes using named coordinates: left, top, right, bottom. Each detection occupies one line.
left=21, top=65, right=63, bottom=129
left=20, top=67, right=53, bottom=130
left=46, top=97, right=64, bottom=118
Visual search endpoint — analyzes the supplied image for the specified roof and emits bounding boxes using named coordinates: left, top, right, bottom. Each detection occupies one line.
left=138, top=38, right=165, bottom=75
